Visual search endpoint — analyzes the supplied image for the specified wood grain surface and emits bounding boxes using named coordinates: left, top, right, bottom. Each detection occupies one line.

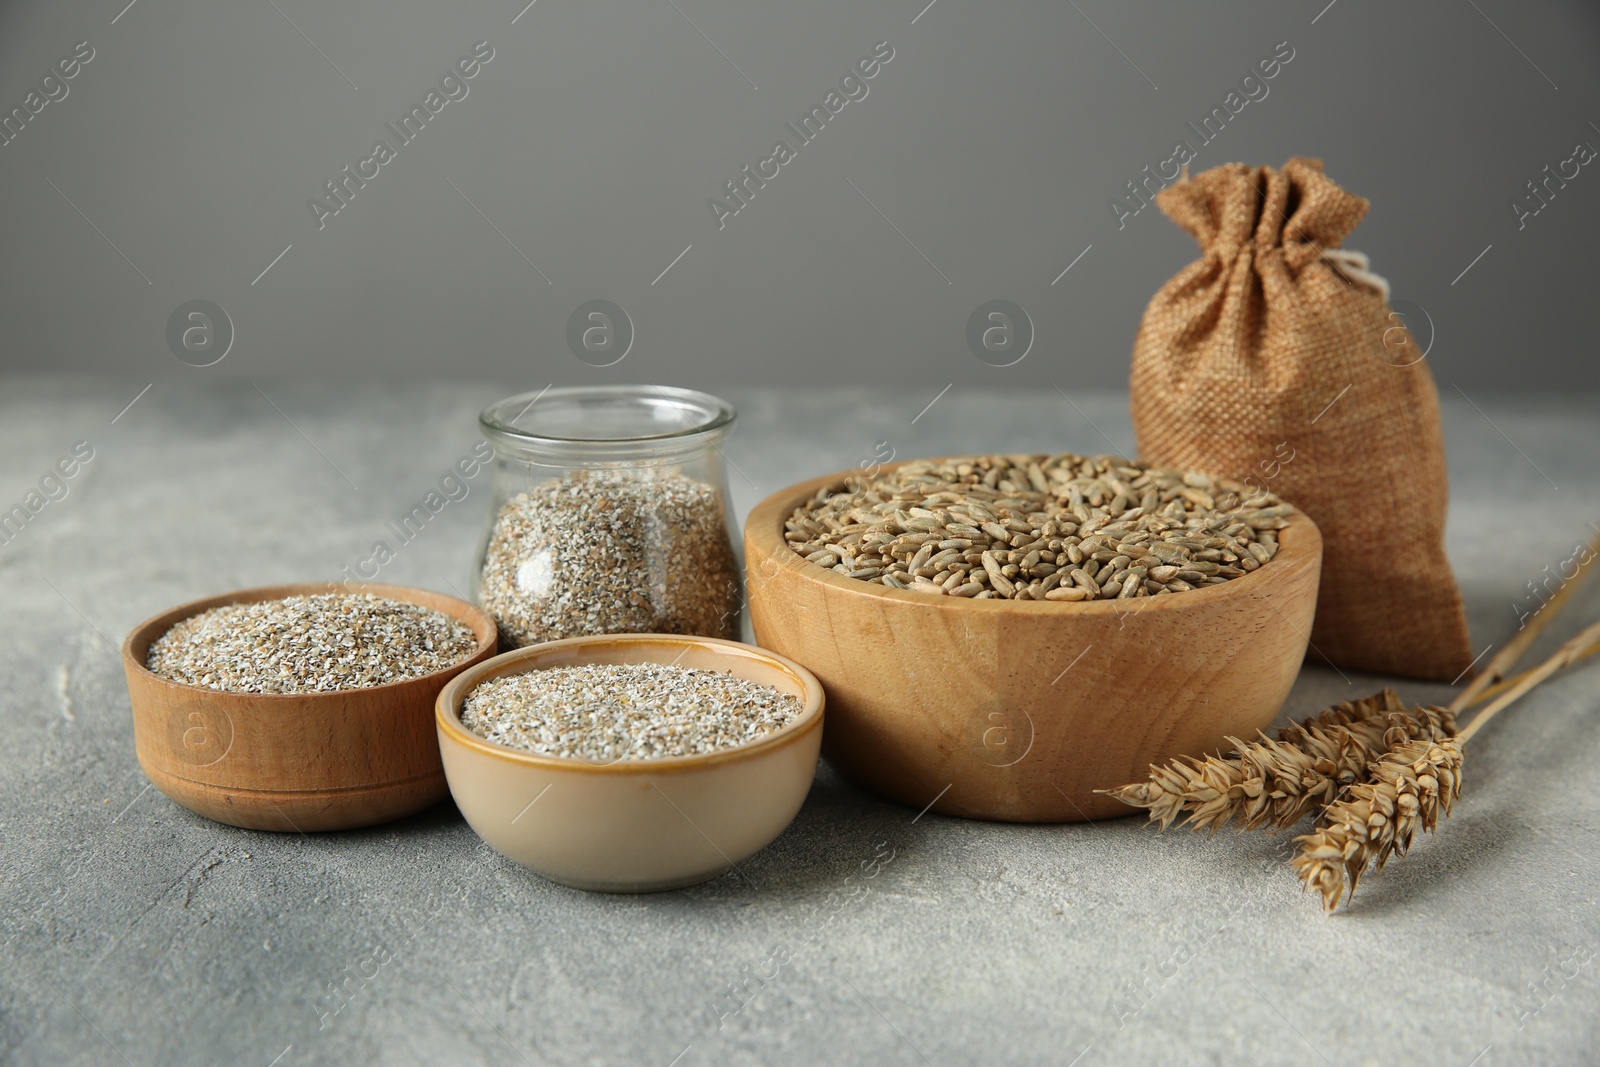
left=744, top=470, right=1323, bottom=822
left=122, top=582, right=497, bottom=832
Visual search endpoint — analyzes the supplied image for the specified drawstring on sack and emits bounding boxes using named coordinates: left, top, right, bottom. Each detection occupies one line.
left=1171, top=164, right=1394, bottom=305
left=1321, top=247, right=1391, bottom=302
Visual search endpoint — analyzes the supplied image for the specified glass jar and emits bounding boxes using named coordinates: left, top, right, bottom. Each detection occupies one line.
left=474, top=385, right=743, bottom=649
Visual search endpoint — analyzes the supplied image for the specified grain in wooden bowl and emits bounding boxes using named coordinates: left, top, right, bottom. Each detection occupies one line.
left=744, top=455, right=1323, bottom=823
left=122, top=583, right=498, bottom=832
left=785, top=454, right=1289, bottom=600
left=145, top=593, right=479, bottom=694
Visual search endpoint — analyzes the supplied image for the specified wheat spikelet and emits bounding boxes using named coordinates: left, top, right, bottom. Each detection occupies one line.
left=1101, top=689, right=1456, bottom=834
left=1104, top=555, right=1597, bottom=914
left=1293, top=618, right=1600, bottom=910
left=1239, top=703, right=1455, bottom=832
left=1291, top=736, right=1464, bottom=910
left=1104, top=760, right=1194, bottom=831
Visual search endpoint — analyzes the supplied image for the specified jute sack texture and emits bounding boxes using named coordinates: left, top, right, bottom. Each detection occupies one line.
left=1129, top=157, right=1473, bottom=681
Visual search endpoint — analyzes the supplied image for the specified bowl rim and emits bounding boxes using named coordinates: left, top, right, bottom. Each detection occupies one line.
left=121, top=581, right=499, bottom=702
left=435, top=633, right=825, bottom=776
left=743, top=462, right=1321, bottom=615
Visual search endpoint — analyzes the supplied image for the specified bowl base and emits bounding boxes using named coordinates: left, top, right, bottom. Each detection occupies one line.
left=825, top=756, right=1143, bottom=824
left=142, top=762, right=449, bottom=832
left=527, top=865, right=734, bottom=894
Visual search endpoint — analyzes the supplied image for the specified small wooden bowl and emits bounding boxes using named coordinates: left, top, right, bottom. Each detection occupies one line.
left=436, top=634, right=824, bottom=893
left=122, top=582, right=498, bottom=832
left=744, top=469, right=1323, bottom=823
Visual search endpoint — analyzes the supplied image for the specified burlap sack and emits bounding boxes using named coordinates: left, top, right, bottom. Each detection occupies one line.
left=1129, top=157, right=1473, bottom=681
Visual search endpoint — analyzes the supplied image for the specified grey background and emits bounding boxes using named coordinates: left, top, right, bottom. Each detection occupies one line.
left=2, top=0, right=1599, bottom=389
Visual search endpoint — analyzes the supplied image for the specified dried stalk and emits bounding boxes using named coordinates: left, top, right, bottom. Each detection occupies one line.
left=1452, top=530, right=1600, bottom=709
left=1457, top=618, right=1600, bottom=744
left=1466, top=643, right=1599, bottom=707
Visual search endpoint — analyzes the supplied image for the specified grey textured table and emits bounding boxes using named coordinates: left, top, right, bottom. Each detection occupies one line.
left=3, top=378, right=1598, bottom=1066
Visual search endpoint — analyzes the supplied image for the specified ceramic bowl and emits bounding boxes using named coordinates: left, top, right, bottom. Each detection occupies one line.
left=435, top=634, right=824, bottom=892
left=744, top=467, right=1323, bottom=823
left=122, top=582, right=498, bottom=832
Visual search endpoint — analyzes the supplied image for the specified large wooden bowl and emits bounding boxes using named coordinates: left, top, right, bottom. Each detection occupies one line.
left=123, top=582, right=498, bottom=832
left=744, top=470, right=1323, bottom=823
